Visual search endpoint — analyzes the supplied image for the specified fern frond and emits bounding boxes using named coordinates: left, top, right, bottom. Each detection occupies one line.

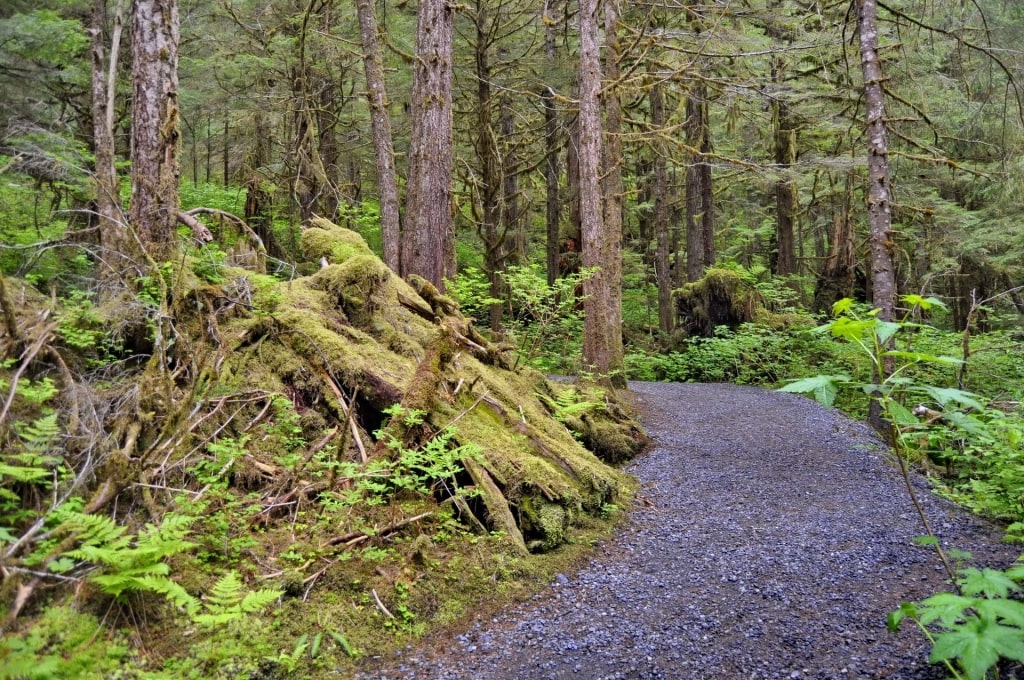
left=240, top=587, right=283, bottom=613
left=57, top=512, right=127, bottom=548
left=16, top=413, right=60, bottom=454
left=204, top=571, right=245, bottom=610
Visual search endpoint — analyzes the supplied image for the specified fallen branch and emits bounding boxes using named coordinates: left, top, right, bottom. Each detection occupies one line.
left=320, top=512, right=433, bottom=549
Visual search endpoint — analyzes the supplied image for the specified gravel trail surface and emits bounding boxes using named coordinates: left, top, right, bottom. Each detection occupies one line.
left=356, top=382, right=1019, bottom=679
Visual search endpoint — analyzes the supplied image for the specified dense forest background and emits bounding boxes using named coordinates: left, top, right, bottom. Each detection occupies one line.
left=2, top=0, right=1024, bottom=677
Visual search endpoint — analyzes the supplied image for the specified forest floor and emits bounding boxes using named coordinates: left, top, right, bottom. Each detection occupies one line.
left=354, top=382, right=1022, bottom=679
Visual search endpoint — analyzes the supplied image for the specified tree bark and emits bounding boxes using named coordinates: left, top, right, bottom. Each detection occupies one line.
left=649, top=75, right=673, bottom=336
left=770, top=64, right=797, bottom=276
left=684, top=82, right=714, bottom=282
left=858, top=0, right=896, bottom=434
left=403, top=0, right=455, bottom=290
left=91, top=0, right=127, bottom=275
left=355, top=0, right=402, bottom=273
left=129, top=0, right=180, bottom=262
left=599, top=0, right=625, bottom=386
left=579, top=0, right=620, bottom=385
left=858, top=0, right=895, bottom=322
left=543, top=86, right=560, bottom=285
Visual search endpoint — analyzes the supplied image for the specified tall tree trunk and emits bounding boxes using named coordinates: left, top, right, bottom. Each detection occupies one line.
left=542, top=0, right=561, bottom=285
left=599, top=0, right=624, bottom=386
left=501, top=94, right=524, bottom=263
left=129, top=0, right=180, bottom=262
left=858, top=0, right=897, bottom=434
left=579, top=0, right=620, bottom=385
left=355, top=0, right=401, bottom=272
left=543, top=86, right=560, bottom=285
left=858, top=0, right=896, bottom=322
left=403, top=0, right=455, bottom=289
left=649, top=75, right=673, bottom=336
left=771, top=61, right=797, bottom=276
left=472, top=1, right=503, bottom=331
left=684, top=82, right=714, bottom=282
left=91, top=0, right=127, bottom=273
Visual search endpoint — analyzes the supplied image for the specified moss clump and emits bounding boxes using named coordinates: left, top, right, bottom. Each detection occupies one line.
left=310, top=254, right=391, bottom=327
left=675, top=268, right=767, bottom=337
left=300, top=218, right=375, bottom=264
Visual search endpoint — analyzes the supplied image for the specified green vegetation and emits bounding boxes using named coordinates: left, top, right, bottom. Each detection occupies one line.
left=3, top=0, right=1024, bottom=674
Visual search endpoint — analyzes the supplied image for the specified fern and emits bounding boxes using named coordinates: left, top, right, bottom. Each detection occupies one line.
left=538, top=387, right=602, bottom=423
left=63, top=513, right=197, bottom=601
left=191, top=571, right=282, bottom=628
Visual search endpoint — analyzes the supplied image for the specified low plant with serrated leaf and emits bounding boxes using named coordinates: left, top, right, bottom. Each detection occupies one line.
left=889, top=559, right=1024, bottom=680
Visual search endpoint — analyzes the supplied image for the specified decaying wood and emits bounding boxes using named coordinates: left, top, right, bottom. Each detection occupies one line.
left=462, top=456, right=529, bottom=555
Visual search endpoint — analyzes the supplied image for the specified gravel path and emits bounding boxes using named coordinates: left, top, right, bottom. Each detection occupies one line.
left=356, top=382, right=1020, bottom=679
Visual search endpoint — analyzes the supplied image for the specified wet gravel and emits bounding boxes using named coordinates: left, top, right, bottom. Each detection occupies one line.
left=355, top=382, right=1020, bottom=679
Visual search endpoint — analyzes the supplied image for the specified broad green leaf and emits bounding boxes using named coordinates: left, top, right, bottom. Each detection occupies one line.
left=929, top=619, right=1000, bottom=680
left=832, top=298, right=854, bottom=316
left=902, top=294, right=947, bottom=311
left=976, top=598, right=1024, bottom=628
left=829, top=316, right=873, bottom=343
left=886, top=400, right=919, bottom=426
left=887, top=602, right=916, bottom=632
left=917, top=592, right=978, bottom=627
left=960, top=568, right=1021, bottom=598
left=875, top=320, right=902, bottom=345
left=777, top=375, right=849, bottom=408
left=884, top=351, right=963, bottom=366
left=921, top=387, right=985, bottom=411
left=912, top=535, right=939, bottom=546
left=943, top=411, right=990, bottom=439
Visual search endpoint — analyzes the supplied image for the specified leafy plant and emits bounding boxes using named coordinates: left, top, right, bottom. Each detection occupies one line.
left=889, top=560, right=1024, bottom=680
left=63, top=512, right=198, bottom=605
left=501, top=263, right=595, bottom=372
left=190, top=570, right=282, bottom=629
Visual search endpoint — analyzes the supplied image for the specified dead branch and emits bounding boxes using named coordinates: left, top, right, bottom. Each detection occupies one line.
left=321, top=512, right=433, bottom=550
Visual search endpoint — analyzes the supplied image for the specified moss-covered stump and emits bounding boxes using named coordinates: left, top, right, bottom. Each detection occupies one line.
left=214, top=219, right=641, bottom=553
left=674, top=268, right=767, bottom=338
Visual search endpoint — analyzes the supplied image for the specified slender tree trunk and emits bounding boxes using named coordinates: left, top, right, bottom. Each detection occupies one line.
left=543, top=86, right=560, bottom=285
left=355, top=0, right=401, bottom=272
left=684, top=83, right=714, bottom=281
left=858, top=0, right=896, bottom=322
left=599, top=0, right=624, bottom=386
left=403, top=0, right=455, bottom=289
left=542, top=0, right=561, bottom=285
left=501, top=95, right=524, bottom=263
left=650, top=75, right=673, bottom=336
left=771, top=64, right=797, bottom=276
left=222, top=111, right=230, bottom=187
left=858, top=0, right=896, bottom=434
left=472, top=2, right=503, bottom=331
left=91, top=0, right=127, bottom=273
left=129, top=0, right=181, bottom=262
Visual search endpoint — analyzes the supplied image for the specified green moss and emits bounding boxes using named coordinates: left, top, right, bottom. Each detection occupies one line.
left=675, top=267, right=766, bottom=338
left=300, top=219, right=374, bottom=264
left=310, top=255, right=391, bottom=327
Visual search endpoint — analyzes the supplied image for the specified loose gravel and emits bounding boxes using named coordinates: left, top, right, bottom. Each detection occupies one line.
left=355, top=382, right=1021, bottom=679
